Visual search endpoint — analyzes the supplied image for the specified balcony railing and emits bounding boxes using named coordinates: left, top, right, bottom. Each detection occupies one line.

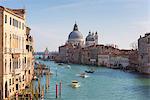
left=10, top=48, right=23, bottom=54
left=4, top=48, right=25, bottom=54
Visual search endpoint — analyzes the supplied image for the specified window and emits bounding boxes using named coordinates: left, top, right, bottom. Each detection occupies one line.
left=18, top=59, right=21, bottom=68
left=12, top=78, right=14, bottom=84
left=19, top=76, right=21, bottom=82
left=9, top=79, right=11, bottom=86
left=10, top=17, right=12, bottom=25
left=147, top=38, right=150, bottom=44
left=22, top=75, right=24, bottom=81
left=26, top=45, right=29, bottom=52
left=5, top=33, right=7, bottom=47
left=24, top=57, right=26, bottom=63
left=19, top=22, right=21, bottom=29
left=16, top=20, right=18, bottom=28
left=12, top=18, right=19, bottom=27
left=16, top=84, right=18, bottom=90
left=5, top=15, right=7, bottom=23
left=9, top=34, right=11, bottom=48
left=10, top=59, right=11, bottom=72
left=22, top=23, right=24, bottom=30
left=5, top=59, right=7, bottom=73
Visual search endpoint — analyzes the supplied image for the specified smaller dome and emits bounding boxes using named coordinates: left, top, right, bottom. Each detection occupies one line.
left=86, top=33, right=95, bottom=41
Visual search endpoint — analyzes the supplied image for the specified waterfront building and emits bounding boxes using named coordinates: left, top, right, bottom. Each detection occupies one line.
left=138, top=33, right=150, bottom=74
left=98, top=54, right=129, bottom=68
left=109, top=55, right=129, bottom=68
left=98, top=54, right=110, bottom=67
left=58, top=43, right=73, bottom=63
left=25, top=26, right=34, bottom=85
left=0, top=6, right=34, bottom=99
left=119, top=49, right=139, bottom=70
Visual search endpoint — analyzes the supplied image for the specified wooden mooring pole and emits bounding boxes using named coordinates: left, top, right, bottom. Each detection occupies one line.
left=59, top=81, right=62, bottom=96
left=56, top=83, right=58, bottom=98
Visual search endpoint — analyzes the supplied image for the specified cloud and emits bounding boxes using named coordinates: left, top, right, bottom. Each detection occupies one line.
left=43, top=2, right=82, bottom=11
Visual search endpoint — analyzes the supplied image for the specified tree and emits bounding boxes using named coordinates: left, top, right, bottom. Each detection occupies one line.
left=130, top=41, right=138, bottom=50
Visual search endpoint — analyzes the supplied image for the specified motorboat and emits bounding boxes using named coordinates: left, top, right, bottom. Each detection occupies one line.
left=79, top=73, right=89, bottom=78
left=58, top=63, right=64, bottom=66
left=71, top=80, right=80, bottom=88
left=85, top=70, right=94, bottom=73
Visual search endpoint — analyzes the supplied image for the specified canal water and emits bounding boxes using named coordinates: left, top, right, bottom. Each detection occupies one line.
left=35, top=60, right=150, bottom=100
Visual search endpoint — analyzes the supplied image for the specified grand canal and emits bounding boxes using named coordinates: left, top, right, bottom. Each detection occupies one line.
left=35, top=60, right=150, bottom=100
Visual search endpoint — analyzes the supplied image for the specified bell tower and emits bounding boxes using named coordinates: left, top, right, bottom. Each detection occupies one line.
left=95, top=31, right=98, bottom=45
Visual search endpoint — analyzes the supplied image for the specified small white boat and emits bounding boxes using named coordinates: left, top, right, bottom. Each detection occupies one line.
left=79, top=73, right=89, bottom=78
left=41, top=97, right=44, bottom=100
left=33, top=76, right=38, bottom=80
left=71, top=80, right=80, bottom=88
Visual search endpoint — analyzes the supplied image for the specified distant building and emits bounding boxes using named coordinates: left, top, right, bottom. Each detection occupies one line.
left=43, top=48, right=50, bottom=59
left=0, top=6, right=34, bottom=99
left=138, top=33, right=150, bottom=74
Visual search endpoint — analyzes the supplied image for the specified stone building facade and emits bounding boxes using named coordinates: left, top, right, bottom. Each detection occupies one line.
left=138, top=33, right=150, bottom=74
left=0, top=6, right=34, bottom=99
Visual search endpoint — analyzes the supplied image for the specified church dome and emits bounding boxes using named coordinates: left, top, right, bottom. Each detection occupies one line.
left=68, top=23, right=83, bottom=40
left=86, top=32, right=95, bottom=41
left=68, top=31, right=83, bottom=40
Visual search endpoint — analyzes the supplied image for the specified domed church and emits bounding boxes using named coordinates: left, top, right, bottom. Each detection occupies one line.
left=68, top=23, right=84, bottom=47
left=67, top=22, right=98, bottom=47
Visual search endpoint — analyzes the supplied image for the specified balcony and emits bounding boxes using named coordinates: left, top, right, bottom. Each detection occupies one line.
left=9, top=70, right=15, bottom=76
left=4, top=48, right=11, bottom=53
left=10, top=48, right=23, bottom=54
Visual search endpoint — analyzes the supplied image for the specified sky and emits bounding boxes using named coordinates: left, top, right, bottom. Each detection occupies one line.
left=0, top=0, right=150, bottom=52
